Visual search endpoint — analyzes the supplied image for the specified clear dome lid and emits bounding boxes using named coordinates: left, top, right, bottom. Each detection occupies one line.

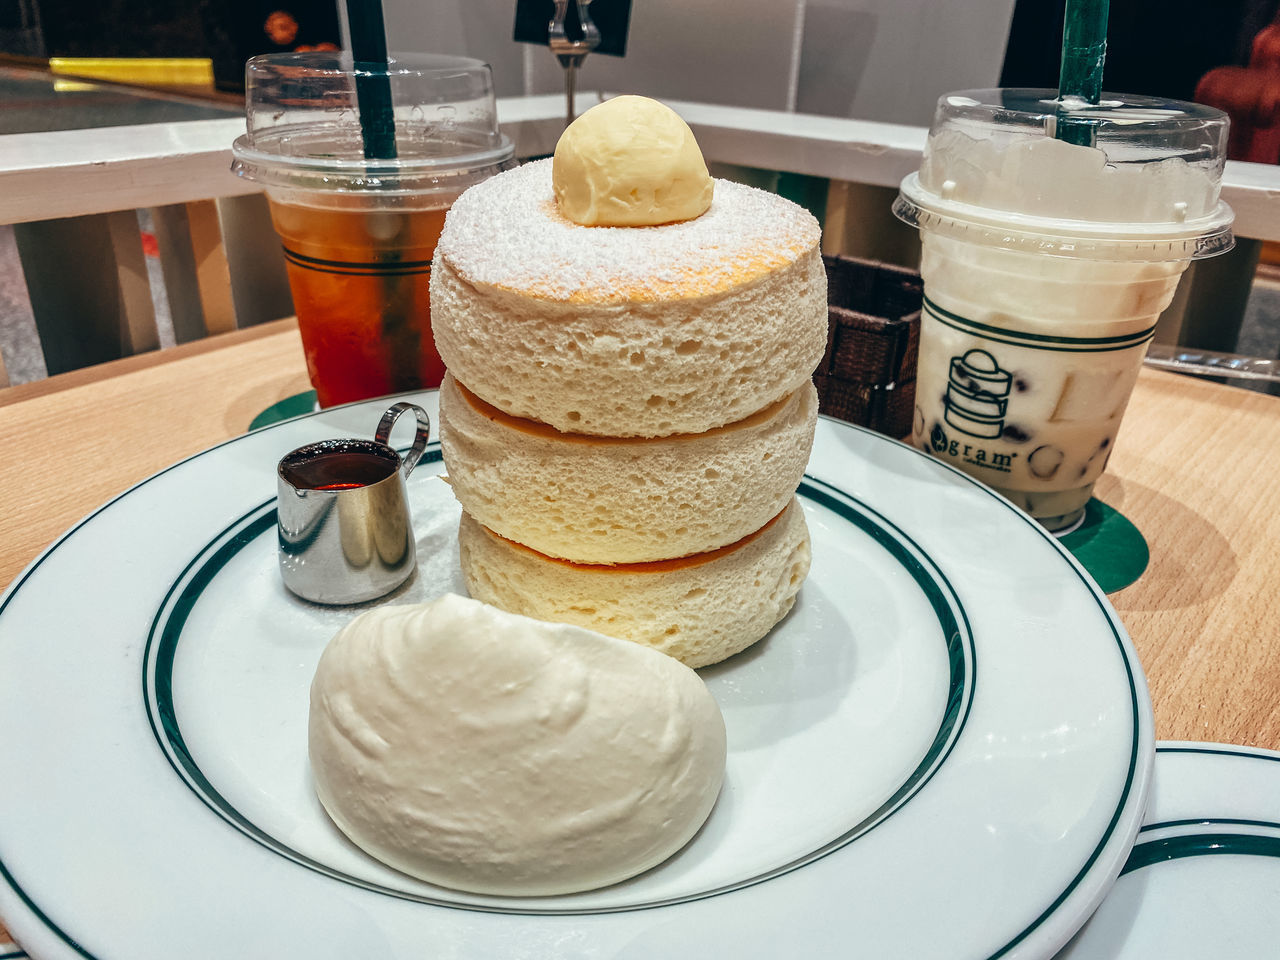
left=231, top=52, right=514, bottom=195
left=894, top=88, right=1234, bottom=261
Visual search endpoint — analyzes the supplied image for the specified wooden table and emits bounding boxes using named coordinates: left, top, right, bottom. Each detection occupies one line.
left=1096, top=371, right=1280, bottom=749
left=2, top=318, right=1279, bottom=950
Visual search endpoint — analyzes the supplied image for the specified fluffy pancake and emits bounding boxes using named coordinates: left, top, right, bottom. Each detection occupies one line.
left=457, top=498, right=811, bottom=669
left=431, top=159, right=827, bottom=437
left=439, top=373, right=817, bottom=563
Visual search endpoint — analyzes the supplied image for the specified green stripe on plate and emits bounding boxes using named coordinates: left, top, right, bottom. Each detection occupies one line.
left=142, top=472, right=975, bottom=917
left=1157, top=745, right=1280, bottom=763
left=1122, top=828, right=1280, bottom=876
left=1119, top=746, right=1280, bottom=876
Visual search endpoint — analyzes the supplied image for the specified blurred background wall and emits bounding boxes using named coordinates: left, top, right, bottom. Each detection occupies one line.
left=376, top=0, right=1018, bottom=126
left=8, top=0, right=1278, bottom=127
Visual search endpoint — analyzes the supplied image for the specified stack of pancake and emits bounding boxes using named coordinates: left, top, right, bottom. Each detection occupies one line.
left=430, top=99, right=828, bottom=668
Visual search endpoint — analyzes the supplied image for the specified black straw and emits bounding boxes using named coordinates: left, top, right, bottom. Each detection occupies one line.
left=1056, top=0, right=1110, bottom=146
left=1058, top=0, right=1109, bottom=106
left=346, top=0, right=397, bottom=159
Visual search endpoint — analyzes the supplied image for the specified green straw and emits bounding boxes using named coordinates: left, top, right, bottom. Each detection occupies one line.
left=1056, top=0, right=1110, bottom=146
left=346, top=0, right=397, bottom=160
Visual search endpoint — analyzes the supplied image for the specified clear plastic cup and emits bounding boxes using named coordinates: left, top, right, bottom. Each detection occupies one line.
left=231, top=52, right=514, bottom=408
left=894, top=89, right=1233, bottom=533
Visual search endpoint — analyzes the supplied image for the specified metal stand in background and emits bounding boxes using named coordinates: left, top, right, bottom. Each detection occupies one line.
left=548, top=0, right=600, bottom=127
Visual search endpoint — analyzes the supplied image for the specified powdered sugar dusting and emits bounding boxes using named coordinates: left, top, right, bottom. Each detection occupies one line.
left=437, top=159, right=821, bottom=304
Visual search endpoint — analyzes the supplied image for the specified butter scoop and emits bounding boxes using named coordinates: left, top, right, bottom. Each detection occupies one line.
left=553, top=95, right=714, bottom=226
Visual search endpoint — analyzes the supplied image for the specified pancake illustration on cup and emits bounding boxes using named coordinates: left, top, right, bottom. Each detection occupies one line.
left=944, top=349, right=1012, bottom=438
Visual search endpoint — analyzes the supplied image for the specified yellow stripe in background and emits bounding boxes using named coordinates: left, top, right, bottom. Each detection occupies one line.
left=49, top=57, right=214, bottom=90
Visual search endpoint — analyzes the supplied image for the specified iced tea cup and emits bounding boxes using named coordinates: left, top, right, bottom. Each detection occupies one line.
left=894, top=90, right=1234, bottom=533
left=231, top=52, right=514, bottom=407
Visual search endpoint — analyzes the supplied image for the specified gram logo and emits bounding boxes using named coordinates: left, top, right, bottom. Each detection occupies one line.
left=930, top=423, right=948, bottom=453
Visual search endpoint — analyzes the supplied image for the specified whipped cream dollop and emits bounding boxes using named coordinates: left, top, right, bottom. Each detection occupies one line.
left=308, top=593, right=727, bottom=896
left=552, top=95, right=714, bottom=226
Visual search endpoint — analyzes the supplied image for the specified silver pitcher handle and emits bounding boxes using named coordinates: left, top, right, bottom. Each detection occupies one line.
left=375, top=402, right=431, bottom=476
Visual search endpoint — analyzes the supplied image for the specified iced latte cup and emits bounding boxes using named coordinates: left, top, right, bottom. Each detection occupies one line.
left=894, top=90, right=1233, bottom=532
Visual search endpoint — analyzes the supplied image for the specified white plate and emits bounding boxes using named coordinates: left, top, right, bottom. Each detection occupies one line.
left=0, top=397, right=1153, bottom=960
left=1056, top=742, right=1280, bottom=958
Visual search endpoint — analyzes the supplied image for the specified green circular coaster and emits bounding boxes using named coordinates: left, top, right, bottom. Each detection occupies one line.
left=249, top=390, right=318, bottom=432
left=1058, top=499, right=1149, bottom=594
